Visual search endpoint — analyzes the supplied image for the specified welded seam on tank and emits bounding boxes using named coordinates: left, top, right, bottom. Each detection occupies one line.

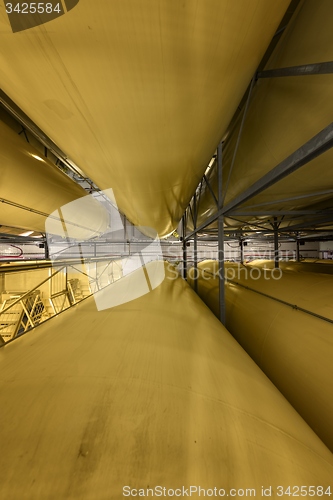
left=199, top=269, right=333, bottom=326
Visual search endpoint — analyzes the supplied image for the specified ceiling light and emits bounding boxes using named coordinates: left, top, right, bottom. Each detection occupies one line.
left=19, top=231, right=34, bottom=237
left=31, top=154, right=45, bottom=162
left=204, top=157, right=216, bottom=176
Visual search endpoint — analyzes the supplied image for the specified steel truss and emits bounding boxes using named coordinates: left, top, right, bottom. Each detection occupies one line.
left=181, top=56, right=333, bottom=323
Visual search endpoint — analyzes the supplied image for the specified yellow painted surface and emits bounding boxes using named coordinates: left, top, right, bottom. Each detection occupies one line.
left=188, top=260, right=333, bottom=452
left=0, top=1, right=290, bottom=236
left=0, top=262, right=332, bottom=498
left=2, top=268, right=50, bottom=298
left=247, top=259, right=333, bottom=275
left=196, top=0, right=333, bottom=229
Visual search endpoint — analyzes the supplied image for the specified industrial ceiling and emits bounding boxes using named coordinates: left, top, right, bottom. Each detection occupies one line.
left=0, top=0, right=291, bottom=237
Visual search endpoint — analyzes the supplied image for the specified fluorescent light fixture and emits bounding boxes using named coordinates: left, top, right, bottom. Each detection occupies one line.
left=19, top=231, right=34, bottom=237
left=204, top=159, right=215, bottom=176
left=31, top=154, right=45, bottom=162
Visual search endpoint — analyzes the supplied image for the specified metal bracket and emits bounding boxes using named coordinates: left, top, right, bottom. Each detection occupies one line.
left=203, top=174, right=218, bottom=208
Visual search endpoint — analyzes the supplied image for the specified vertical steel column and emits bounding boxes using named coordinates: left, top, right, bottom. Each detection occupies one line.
left=44, top=237, right=50, bottom=260
left=124, top=215, right=127, bottom=256
left=296, top=233, right=300, bottom=262
left=0, top=273, right=5, bottom=296
left=240, top=238, right=244, bottom=265
left=273, top=218, right=279, bottom=269
left=193, top=193, right=198, bottom=291
left=182, top=214, right=187, bottom=280
left=217, top=142, right=226, bottom=325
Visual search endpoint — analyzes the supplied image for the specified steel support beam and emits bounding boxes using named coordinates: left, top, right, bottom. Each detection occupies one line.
left=203, top=174, right=218, bottom=207
left=300, top=231, right=333, bottom=241
left=296, top=235, right=300, bottom=262
left=239, top=189, right=333, bottom=210
left=257, top=61, right=333, bottom=79
left=239, top=238, right=244, bottom=265
left=182, top=215, right=187, bottom=280
left=217, top=142, right=226, bottom=325
left=280, top=214, right=333, bottom=232
left=227, top=216, right=270, bottom=232
left=193, top=193, right=198, bottom=292
left=231, top=210, right=333, bottom=217
left=44, top=237, right=50, bottom=260
left=223, top=75, right=255, bottom=203
left=185, top=122, right=333, bottom=240
left=197, top=179, right=204, bottom=213
left=188, top=205, right=195, bottom=227
left=222, top=122, right=333, bottom=214
left=273, top=218, right=279, bottom=269
left=194, top=228, right=333, bottom=236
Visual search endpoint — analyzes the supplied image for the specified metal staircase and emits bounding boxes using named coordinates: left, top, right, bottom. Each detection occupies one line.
left=0, top=291, right=45, bottom=342
left=0, top=260, right=119, bottom=345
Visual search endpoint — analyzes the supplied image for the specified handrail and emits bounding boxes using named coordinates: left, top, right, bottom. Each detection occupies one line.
left=0, top=258, right=124, bottom=344
left=198, top=268, right=333, bottom=326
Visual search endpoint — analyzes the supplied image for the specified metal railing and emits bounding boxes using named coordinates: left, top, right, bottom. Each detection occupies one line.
left=0, top=259, right=121, bottom=344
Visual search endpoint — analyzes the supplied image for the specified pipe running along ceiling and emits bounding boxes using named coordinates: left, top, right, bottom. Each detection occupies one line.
left=0, top=118, right=108, bottom=237
left=0, top=0, right=290, bottom=237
